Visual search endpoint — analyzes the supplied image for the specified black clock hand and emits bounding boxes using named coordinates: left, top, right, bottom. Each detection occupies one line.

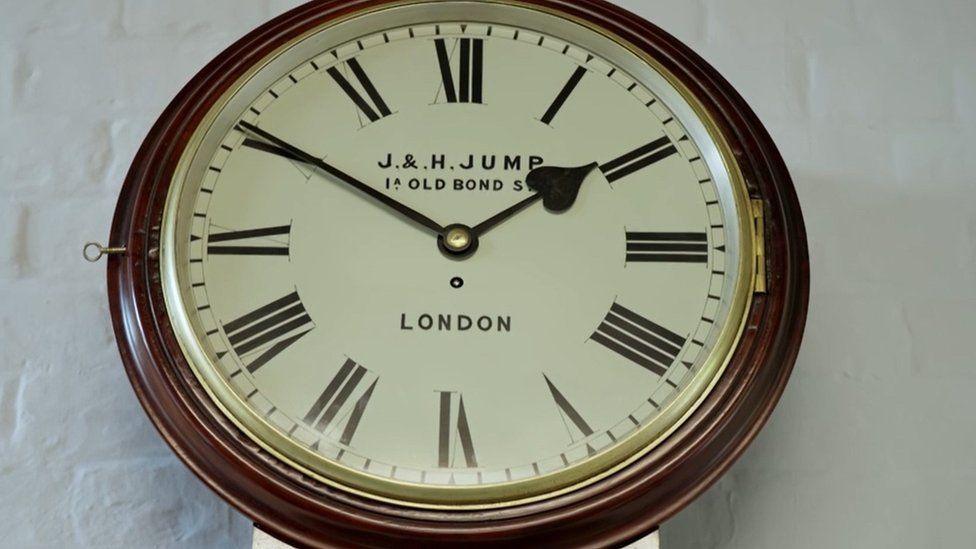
left=472, top=162, right=599, bottom=237
left=241, top=137, right=306, bottom=163
left=237, top=121, right=446, bottom=235
left=471, top=193, right=543, bottom=236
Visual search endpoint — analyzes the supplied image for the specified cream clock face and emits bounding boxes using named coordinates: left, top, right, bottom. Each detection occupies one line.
left=162, top=2, right=752, bottom=507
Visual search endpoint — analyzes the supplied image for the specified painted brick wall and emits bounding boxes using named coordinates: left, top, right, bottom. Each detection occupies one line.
left=1, top=1, right=973, bottom=547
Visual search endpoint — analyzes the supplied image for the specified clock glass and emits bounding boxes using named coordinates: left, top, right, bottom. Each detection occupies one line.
left=160, top=1, right=755, bottom=508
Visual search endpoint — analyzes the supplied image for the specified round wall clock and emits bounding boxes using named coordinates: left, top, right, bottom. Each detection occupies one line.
left=102, top=0, right=808, bottom=546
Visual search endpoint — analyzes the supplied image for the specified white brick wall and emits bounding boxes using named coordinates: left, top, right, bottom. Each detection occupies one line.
left=1, top=1, right=973, bottom=547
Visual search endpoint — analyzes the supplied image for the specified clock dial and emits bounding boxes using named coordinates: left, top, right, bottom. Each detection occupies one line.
left=161, top=6, right=754, bottom=508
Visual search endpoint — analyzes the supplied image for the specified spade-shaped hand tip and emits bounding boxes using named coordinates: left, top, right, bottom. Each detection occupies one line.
left=526, top=162, right=599, bottom=213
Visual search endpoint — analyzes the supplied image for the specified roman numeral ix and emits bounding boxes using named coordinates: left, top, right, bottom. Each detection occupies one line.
left=303, top=359, right=378, bottom=446
left=434, top=38, right=484, bottom=104
left=223, top=291, right=313, bottom=373
left=591, top=303, right=686, bottom=376
left=327, top=58, right=393, bottom=124
left=207, top=224, right=291, bottom=257
left=600, top=137, right=678, bottom=183
left=437, top=391, right=478, bottom=468
left=626, top=232, right=708, bottom=263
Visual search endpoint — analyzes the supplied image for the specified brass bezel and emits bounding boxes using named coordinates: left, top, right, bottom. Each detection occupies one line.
left=160, top=0, right=757, bottom=510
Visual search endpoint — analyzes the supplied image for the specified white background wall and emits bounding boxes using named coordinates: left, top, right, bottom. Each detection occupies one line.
left=1, top=1, right=974, bottom=547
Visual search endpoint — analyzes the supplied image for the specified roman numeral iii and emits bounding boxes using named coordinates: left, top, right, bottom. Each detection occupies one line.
left=437, top=391, right=478, bottom=468
left=591, top=303, right=686, bottom=376
left=327, top=58, right=393, bottom=124
left=207, top=224, right=291, bottom=256
left=434, top=38, right=484, bottom=104
left=222, top=291, right=313, bottom=373
left=626, top=232, right=708, bottom=263
left=304, top=359, right=378, bottom=446
left=600, top=137, right=677, bottom=183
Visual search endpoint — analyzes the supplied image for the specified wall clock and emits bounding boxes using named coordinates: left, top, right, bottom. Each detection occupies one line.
left=97, top=0, right=808, bottom=546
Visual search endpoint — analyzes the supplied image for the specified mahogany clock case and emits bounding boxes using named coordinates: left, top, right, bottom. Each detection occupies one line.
left=106, top=0, right=809, bottom=547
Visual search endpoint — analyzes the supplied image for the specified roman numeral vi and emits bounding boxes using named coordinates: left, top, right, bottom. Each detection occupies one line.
left=437, top=391, right=478, bottom=468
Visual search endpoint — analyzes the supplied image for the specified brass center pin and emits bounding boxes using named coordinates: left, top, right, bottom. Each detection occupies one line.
left=444, top=226, right=472, bottom=252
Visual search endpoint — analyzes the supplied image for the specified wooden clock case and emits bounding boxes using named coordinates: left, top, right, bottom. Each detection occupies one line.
left=106, top=0, right=809, bottom=546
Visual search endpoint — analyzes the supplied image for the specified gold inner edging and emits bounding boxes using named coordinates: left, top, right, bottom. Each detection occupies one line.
left=159, top=0, right=756, bottom=510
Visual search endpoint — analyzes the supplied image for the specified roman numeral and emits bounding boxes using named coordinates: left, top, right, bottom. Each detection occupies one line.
left=626, top=232, right=708, bottom=263
left=544, top=374, right=594, bottom=443
left=434, top=38, right=484, bottom=104
left=437, top=391, right=477, bottom=468
left=327, top=58, right=393, bottom=123
left=303, top=359, right=378, bottom=446
left=239, top=133, right=316, bottom=179
left=600, top=137, right=678, bottom=183
left=208, top=224, right=291, bottom=256
left=591, top=303, right=686, bottom=376
left=223, top=291, right=313, bottom=373
left=241, top=138, right=306, bottom=163
left=540, top=66, right=587, bottom=125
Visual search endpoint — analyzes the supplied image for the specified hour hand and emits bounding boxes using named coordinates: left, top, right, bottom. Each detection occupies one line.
left=471, top=162, right=598, bottom=238
left=526, top=162, right=600, bottom=213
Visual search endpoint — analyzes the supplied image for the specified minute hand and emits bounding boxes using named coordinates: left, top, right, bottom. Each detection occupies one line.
left=237, top=121, right=445, bottom=235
